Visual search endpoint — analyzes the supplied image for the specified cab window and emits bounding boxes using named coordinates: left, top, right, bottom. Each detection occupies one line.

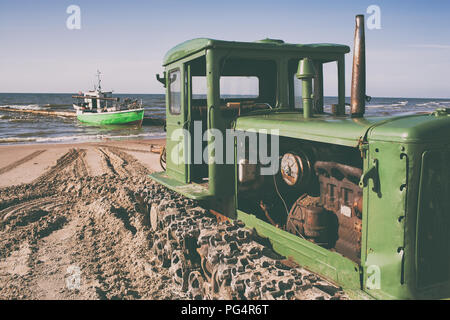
left=169, top=69, right=181, bottom=114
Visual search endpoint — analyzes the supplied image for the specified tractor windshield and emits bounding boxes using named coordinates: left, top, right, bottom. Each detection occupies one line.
left=219, top=58, right=277, bottom=109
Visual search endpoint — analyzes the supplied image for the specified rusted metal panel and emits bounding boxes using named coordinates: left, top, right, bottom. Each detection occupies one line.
left=314, top=161, right=363, bottom=263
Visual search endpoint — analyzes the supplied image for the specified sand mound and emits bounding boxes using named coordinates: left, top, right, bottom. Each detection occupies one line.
left=0, top=143, right=182, bottom=299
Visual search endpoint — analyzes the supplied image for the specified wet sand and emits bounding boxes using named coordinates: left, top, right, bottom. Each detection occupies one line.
left=0, top=139, right=188, bottom=299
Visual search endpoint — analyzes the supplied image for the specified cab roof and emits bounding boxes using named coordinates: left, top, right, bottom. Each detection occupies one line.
left=163, top=38, right=350, bottom=66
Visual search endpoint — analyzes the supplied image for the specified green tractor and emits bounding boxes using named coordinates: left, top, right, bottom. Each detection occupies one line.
left=150, top=15, right=450, bottom=299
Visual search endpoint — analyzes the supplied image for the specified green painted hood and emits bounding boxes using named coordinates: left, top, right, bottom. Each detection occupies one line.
left=367, top=112, right=450, bottom=143
left=233, top=110, right=450, bottom=147
left=163, top=38, right=350, bottom=66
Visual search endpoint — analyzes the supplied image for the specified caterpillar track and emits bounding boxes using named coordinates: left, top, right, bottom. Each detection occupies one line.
left=135, top=183, right=347, bottom=300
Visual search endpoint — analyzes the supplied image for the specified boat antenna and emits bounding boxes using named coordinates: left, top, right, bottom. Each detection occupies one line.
left=96, top=70, right=102, bottom=92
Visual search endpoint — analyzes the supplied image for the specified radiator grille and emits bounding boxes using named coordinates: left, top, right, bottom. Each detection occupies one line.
left=416, top=149, right=450, bottom=288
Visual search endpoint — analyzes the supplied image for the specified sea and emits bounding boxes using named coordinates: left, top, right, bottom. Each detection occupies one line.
left=0, top=93, right=166, bottom=145
left=0, top=93, right=449, bottom=145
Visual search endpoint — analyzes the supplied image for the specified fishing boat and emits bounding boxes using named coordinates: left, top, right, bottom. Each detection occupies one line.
left=72, top=71, right=144, bottom=126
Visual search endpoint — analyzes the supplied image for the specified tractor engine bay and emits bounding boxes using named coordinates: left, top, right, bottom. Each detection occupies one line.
left=237, top=138, right=363, bottom=263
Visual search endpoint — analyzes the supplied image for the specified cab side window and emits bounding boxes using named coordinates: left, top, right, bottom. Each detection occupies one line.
left=169, top=69, right=181, bottom=115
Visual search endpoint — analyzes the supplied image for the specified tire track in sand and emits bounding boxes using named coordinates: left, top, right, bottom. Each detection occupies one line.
left=0, top=194, right=70, bottom=263
left=0, top=144, right=183, bottom=300
left=97, top=148, right=119, bottom=176
left=0, top=150, right=46, bottom=175
left=96, top=146, right=150, bottom=178
left=0, top=196, right=65, bottom=224
left=70, top=149, right=88, bottom=179
left=33, top=148, right=85, bottom=184
left=95, top=144, right=151, bottom=154
left=106, top=147, right=149, bottom=176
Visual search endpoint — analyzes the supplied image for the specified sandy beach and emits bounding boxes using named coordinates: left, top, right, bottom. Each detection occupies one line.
left=0, top=138, right=189, bottom=299
left=0, top=139, right=347, bottom=300
left=0, top=139, right=165, bottom=187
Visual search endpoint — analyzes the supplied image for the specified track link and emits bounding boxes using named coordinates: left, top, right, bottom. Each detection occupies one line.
left=135, top=184, right=347, bottom=300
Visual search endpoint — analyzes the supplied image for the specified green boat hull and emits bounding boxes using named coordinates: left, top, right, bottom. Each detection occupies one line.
left=76, top=109, right=144, bottom=126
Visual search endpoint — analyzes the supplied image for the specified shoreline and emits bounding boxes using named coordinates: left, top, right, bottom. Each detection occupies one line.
left=0, top=134, right=166, bottom=147
left=0, top=137, right=165, bottom=149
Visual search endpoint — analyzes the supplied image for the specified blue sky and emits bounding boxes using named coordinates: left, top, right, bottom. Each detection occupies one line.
left=0, top=0, right=449, bottom=97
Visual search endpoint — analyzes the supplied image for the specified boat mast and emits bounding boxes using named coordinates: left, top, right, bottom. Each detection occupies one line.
left=96, top=70, right=102, bottom=92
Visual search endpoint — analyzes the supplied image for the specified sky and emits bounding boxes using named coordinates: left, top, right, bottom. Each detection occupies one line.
left=0, top=0, right=449, bottom=98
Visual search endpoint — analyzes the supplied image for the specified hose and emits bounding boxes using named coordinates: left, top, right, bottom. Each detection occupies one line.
left=159, top=147, right=166, bottom=170
left=273, top=172, right=289, bottom=217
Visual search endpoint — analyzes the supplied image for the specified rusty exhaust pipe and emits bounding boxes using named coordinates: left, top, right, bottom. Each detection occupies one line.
left=351, top=14, right=366, bottom=118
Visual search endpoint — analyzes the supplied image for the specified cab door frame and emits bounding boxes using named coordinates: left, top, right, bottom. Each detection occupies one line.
left=165, top=64, right=188, bottom=183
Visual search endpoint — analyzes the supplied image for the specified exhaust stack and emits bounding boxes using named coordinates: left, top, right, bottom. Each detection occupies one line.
left=351, top=14, right=366, bottom=118
left=297, top=58, right=315, bottom=119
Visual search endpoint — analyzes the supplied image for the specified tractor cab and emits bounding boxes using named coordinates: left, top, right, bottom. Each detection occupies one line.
left=152, top=38, right=349, bottom=210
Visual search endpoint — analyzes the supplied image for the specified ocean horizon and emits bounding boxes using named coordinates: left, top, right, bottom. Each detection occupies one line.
left=1, top=93, right=449, bottom=145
